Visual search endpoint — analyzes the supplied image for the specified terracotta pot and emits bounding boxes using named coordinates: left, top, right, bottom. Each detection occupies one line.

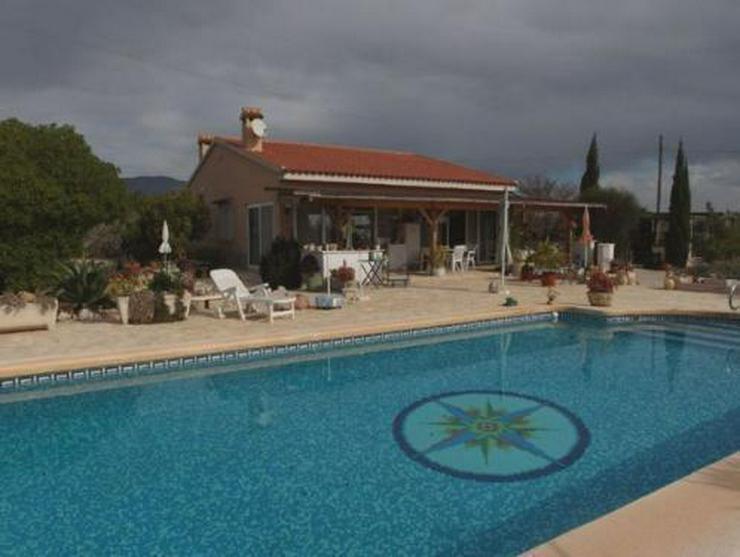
left=540, top=272, right=558, bottom=287
left=587, top=291, right=613, bottom=307
left=664, top=277, right=676, bottom=290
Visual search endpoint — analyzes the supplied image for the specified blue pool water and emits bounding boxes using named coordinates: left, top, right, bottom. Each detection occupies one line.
left=1, top=317, right=738, bottom=556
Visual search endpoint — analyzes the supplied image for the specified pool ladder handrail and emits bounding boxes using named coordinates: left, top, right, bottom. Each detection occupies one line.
left=730, top=282, right=739, bottom=311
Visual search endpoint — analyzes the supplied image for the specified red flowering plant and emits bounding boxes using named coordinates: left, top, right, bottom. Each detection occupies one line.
left=107, top=262, right=152, bottom=297
left=586, top=271, right=615, bottom=294
left=330, top=264, right=355, bottom=285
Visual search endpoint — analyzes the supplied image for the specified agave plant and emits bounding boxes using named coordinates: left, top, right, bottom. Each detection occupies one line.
left=55, top=260, right=111, bottom=315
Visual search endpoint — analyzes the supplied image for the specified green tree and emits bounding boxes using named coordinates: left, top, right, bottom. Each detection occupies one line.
left=579, top=133, right=600, bottom=196
left=581, top=187, right=644, bottom=261
left=0, top=119, right=129, bottom=291
left=123, top=189, right=210, bottom=263
left=665, top=141, right=691, bottom=267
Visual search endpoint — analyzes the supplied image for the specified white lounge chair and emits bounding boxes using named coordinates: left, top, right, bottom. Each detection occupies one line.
left=209, top=269, right=296, bottom=323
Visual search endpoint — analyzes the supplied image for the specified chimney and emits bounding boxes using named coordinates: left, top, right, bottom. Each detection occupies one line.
left=197, top=133, right=214, bottom=162
left=240, top=106, right=266, bottom=152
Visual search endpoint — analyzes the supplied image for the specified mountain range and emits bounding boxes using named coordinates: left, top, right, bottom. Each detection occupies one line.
left=123, top=176, right=185, bottom=195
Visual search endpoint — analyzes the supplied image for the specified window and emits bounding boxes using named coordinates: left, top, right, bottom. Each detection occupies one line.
left=248, top=204, right=274, bottom=266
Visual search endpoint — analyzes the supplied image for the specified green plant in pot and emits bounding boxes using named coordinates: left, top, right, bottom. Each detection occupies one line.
left=299, top=254, right=323, bottom=291
left=149, top=267, right=191, bottom=322
left=431, top=245, right=447, bottom=276
left=55, top=260, right=111, bottom=317
left=529, top=241, right=564, bottom=287
left=587, top=271, right=615, bottom=307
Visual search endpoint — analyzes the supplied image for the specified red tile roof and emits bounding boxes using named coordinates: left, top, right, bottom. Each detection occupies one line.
left=211, top=136, right=515, bottom=187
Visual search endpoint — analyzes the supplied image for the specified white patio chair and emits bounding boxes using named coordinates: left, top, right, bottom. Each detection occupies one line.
left=209, top=269, right=295, bottom=323
left=451, top=245, right=466, bottom=272
left=465, top=245, right=477, bottom=270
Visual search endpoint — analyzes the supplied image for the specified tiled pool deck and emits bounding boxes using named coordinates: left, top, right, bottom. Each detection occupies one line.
left=1, top=269, right=736, bottom=379
left=1, top=268, right=738, bottom=555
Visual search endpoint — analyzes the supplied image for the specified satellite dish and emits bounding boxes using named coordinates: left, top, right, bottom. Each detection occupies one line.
left=251, top=118, right=267, bottom=138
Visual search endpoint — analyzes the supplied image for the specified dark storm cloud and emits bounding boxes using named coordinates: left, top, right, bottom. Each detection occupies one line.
left=1, top=0, right=738, bottom=209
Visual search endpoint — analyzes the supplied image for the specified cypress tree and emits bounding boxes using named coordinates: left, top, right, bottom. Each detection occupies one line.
left=579, top=133, right=600, bottom=195
left=665, top=140, right=691, bottom=267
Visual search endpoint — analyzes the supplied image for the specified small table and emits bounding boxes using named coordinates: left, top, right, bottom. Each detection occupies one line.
left=360, top=259, right=385, bottom=286
left=186, top=293, right=225, bottom=319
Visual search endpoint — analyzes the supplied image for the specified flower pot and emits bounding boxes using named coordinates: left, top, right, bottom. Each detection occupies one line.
left=540, top=272, right=558, bottom=287
left=664, top=277, right=676, bottom=290
left=117, top=296, right=130, bottom=325
left=587, top=291, right=613, bottom=307
left=627, top=270, right=638, bottom=285
left=0, top=299, right=58, bottom=333
left=433, top=266, right=446, bottom=277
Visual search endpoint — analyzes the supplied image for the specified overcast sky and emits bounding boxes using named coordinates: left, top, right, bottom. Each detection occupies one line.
left=2, top=0, right=739, bottom=210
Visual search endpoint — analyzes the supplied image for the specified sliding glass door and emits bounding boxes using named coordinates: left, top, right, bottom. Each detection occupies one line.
left=247, top=204, right=274, bottom=266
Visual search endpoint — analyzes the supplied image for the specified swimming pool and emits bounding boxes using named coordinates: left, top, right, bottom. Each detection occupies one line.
left=1, top=316, right=738, bottom=555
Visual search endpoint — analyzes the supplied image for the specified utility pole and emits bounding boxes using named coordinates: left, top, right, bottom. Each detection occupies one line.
left=656, top=134, right=663, bottom=214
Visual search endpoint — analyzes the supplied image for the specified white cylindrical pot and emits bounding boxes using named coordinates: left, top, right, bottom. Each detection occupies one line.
left=117, top=296, right=130, bottom=325
left=597, top=243, right=615, bottom=272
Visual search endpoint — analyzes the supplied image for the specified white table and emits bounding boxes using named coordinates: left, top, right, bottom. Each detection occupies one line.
left=307, top=249, right=372, bottom=284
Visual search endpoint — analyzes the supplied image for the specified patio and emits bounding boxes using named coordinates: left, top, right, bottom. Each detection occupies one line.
left=0, top=268, right=735, bottom=378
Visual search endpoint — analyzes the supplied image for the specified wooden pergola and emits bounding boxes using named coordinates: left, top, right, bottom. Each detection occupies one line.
left=271, top=185, right=605, bottom=264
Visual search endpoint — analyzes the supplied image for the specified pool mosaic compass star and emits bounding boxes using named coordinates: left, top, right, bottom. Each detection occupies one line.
left=393, top=391, right=590, bottom=482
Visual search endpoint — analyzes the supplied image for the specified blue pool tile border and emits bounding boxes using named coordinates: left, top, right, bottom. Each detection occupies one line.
left=3, top=310, right=737, bottom=394
left=0, top=312, right=556, bottom=393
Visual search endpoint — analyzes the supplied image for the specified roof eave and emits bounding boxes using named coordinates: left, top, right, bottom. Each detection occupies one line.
left=281, top=171, right=516, bottom=192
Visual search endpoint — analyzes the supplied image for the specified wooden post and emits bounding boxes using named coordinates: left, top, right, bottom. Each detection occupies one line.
left=420, top=208, right=447, bottom=273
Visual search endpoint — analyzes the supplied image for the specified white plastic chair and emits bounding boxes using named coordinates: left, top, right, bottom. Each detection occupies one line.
left=209, top=269, right=295, bottom=323
left=465, top=245, right=477, bottom=270
left=451, top=245, right=466, bottom=272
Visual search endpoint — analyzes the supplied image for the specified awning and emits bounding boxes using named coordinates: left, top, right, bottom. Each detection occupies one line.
left=269, top=187, right=606, bottom=211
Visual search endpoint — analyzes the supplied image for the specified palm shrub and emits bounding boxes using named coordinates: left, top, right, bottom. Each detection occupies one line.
left=55, top=260, right=111, bottom=315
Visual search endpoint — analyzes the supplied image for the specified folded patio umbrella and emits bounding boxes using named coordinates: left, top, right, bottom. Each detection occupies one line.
left=580, top=207, right=594, bottom=267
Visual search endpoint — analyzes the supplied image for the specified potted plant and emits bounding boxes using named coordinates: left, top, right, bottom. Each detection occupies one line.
left=529, top=241, right=564, bottom=286
left=55, top=259, right=111, bottom=319
left=520, top=263, right=535, bottom=281
left=330, top=264, right=355, bottom=292
left=149, top=267, right=192, bottom=321
left=587, top=271, right=615, bottom=306
left=663, top=265, right=676, bottom=290
left=107, top=273, right=138, bottom=325
left=299, top=254, right=323, bottom=290
left=0, top=292, right=58, bottom=333
left=431, top=245, right=447, bottom=277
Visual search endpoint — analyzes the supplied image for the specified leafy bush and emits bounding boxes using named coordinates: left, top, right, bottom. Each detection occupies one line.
left=528, top=241, right=564, bottom=270
left=581, top=187, right=643, bottom=261
left=55, top=260, right=111, bottom=314
left=123, top=190, right=210, bottom=263
left=708, top=257, right=740, bottom=279
left=260, top=238, right=302, bottom=289
left=0, top=119, right=130, bottom=291
left=587, top=271, right=615, bottom=294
